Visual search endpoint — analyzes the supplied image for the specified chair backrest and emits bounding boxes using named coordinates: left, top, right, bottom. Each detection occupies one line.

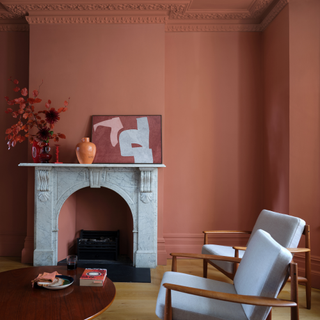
left=248, top=209, right=305, bottom=248
left=234, top=229, right=292, bottom=320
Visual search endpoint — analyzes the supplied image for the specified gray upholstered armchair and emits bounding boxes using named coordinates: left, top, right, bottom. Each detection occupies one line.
left=156, top=229, right=299, bottom=320
left=202, top=209, right=311, bottom=308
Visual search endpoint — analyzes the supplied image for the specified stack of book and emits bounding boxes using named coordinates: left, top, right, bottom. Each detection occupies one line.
left=79, top=268, right=107, bottom=287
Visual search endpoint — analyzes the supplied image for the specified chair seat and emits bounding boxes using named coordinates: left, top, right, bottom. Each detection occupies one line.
left=202, top=244, right=245, bottom=274
left=155, top=271, right=248, bottom=320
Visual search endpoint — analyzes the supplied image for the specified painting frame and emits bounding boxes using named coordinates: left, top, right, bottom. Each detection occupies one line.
left=91, top=115, right=162, bottom=164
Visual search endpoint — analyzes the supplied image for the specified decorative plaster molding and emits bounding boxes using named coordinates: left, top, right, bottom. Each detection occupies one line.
left=4, top=2, right=188, bottom=17
left=249, top=0, right=275, bottom=18
left=0, top=12, right=18, bottom=19
left=168, top=0, right=273, bottom=20
left=1, top=0, right=288, bottom=32
left=170, top=12, right=252, bottom=20
left=166, top=24, right=262, bottom=32
left=25, top=15, right=168, bottom=24
left=260, top=0, right=289, bottom=30
left=0, top=23, right=29, bottom=31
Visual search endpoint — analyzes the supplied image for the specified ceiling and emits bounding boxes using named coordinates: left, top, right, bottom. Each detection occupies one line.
left=0, top=0, right=287, bottom=32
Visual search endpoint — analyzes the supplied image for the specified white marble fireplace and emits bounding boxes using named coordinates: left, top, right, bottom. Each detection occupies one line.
left=19, top=163, right=165, bottom=268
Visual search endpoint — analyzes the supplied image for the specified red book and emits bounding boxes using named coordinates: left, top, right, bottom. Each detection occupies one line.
left=79, top=268, right=107, bottom=287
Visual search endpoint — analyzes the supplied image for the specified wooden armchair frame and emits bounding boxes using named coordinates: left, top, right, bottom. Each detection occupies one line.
left=203, top=225, right=311, bottom=309
left=165, top=253, right=299, bottom=320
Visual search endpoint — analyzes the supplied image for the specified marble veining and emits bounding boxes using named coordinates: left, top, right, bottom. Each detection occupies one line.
left=19, top=163, right=165, bottom=268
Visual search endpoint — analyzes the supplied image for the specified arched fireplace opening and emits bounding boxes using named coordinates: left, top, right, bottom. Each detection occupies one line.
left=58, top=187, right=133, bottom=265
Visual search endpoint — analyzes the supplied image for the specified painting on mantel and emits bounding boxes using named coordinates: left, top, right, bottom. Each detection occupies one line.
left=91, top=115, right=162, bottom=164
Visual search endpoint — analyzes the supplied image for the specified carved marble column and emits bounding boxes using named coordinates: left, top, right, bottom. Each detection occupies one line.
left=34, top=166, right=55, bottom=265
left=135, top=168, right=158, bottom=267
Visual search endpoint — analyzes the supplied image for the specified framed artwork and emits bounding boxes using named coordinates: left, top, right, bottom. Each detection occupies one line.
left=91, top=115, right=162, bottom=164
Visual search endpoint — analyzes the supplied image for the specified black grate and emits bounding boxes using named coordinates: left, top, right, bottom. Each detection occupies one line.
left=77, top=230, right=119, bottom=261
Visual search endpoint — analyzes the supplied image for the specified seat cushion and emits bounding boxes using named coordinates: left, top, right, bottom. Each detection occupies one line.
left=248, top=209, right=305, bottom=248
left=155, top=271, right=247, bottom=320
left=234, top=229, right=292, bottom=320
left=202, top=245, right=245, bottom=274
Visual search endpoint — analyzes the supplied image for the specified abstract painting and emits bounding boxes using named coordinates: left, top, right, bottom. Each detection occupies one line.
left=91, top=115, right=162, bottom=164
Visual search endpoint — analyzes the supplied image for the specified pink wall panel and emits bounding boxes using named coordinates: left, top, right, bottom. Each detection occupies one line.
left=0, top=31, right=29, bottom=256
left=289, top=0, right=320, bottom=288
left=26, top=23, right=165, bottom=262
left=262, top=6, right=290, bottom=212
left=263, top=0, right=320, bottom=287
left=164, top=32, right=264, bottom=252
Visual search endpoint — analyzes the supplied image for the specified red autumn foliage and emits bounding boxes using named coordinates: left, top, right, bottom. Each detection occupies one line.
left=21, top=88, right=28, bottom=96
left=4, top=78, right=69, bottom=150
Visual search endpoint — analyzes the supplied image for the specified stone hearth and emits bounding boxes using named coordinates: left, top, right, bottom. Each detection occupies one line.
left=19, top=163, right=165, bottom=268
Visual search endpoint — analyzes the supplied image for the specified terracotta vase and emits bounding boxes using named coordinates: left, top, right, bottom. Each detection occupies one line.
left=31, top=140, right=41, bottom=163
left=76, top=137, right=96, bottom=164
left=39, top=142, right=52, bottom=163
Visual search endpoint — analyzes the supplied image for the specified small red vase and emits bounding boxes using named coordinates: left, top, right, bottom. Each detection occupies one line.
left=39, top=143, right=52, bottom=163
left=32, top=140, right=41, bottom=163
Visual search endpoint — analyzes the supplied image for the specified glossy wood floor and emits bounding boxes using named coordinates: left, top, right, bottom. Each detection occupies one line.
left=1, top=257, right=319, bottom=320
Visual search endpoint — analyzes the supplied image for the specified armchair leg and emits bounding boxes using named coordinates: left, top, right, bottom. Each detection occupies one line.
left=164, top=289, right=173, bottom=320
left=291, top=263, right=299, bottom=320
left=306, top=280, right=311, bottom=309
left=203, top=259, right=208, bottom=278
left=305, top=224, right=311, bottom=309
left=305, top=251, right=311, bottom=309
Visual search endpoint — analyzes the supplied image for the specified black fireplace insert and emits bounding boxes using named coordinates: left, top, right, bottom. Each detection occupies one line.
left=77, top=229, right=119, bottom=261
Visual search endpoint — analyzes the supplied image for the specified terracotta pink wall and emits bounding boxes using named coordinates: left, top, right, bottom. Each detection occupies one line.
left=262, top=6, right=290, bottom=212
left=163, top=32, right=264, bottom=254
left=0, top=31, right=29, bottom=256
left=263, top=1, right=320, bottom=287
left=57, top=194, right=76, bottom=261
left=288, top=0, right=320, bottom=287
left=2, top=2, right=319, bottom=289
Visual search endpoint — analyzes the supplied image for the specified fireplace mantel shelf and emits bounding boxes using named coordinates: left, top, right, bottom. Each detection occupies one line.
left=21, top=162, right=164, bottom=268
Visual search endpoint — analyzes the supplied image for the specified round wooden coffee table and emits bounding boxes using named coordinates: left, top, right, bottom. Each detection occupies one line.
left=0, top=266, right=116, bottom=320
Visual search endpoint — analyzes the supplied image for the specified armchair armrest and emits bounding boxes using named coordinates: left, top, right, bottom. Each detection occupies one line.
left=203, top=230, right=251, bottom=244
left=203, top=230, right=252, bottom=234
left=233, top=247, right=310, bottom=253
left=233, top=246, right=247, bottom=251
left=170, top=253, right=241, bottom=272
left=287, top=248, right=311, bottom=253
left=163, top=283, right=297, bottom=307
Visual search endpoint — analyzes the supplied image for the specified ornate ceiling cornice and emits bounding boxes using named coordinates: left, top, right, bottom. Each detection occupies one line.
left=3, top=2, right=188, bottom=17
left=0, top=0, right=289, bottom=32
left=25, top=15, right=168, bottom=24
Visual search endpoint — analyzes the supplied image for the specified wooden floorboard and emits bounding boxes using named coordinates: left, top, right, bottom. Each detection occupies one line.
left=1, top=257, right=319, bottom=319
